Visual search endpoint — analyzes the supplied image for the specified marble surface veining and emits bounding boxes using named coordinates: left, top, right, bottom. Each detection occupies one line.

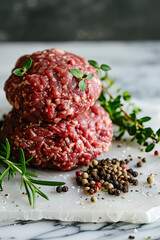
left=0, top=42, right=160, bottom=239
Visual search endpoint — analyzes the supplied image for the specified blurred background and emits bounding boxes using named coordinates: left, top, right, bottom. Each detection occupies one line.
left=0, top=0, right=160, bottom=41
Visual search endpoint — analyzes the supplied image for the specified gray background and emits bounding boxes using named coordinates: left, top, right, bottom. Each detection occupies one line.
left=0, top=0, right=160, bottom=41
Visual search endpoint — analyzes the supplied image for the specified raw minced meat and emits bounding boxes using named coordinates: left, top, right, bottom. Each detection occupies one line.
left=0, top=103, right=113, bottom=170
left=4, top=48, right=102, bottom=123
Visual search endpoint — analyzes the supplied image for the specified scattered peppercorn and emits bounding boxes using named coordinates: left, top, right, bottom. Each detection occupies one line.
left=128, top=236, right=135, bottom=239
left=91, top=196, right=97, bottom=202
left=142, top=157, right=146, bottom=163
left=147, top=175, right=155, bottom=184
left=62, top=186, right=69, bottom=192
left=154, top=150, right=159, bottom=156
left=56, top=186, right=62, bottom=193
left=137, top=161, right=143, bottom=167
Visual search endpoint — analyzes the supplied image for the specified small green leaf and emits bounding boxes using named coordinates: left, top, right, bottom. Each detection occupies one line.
left=145, top=143, right=155, bottom=152
left=20, top=149, right=26, bottom=175
left=13, top=68, right=24, bottom=76
left=85, top=74, right=94, bottom=80
left=5, top=138, right=10, bottom=160
left=24, top=182, right=32, bottom=206
left=0, top=167, right=10, bottom=181
left=23, top=57, right=32, bottom=72
left=0, top=172, right=3, bottom=191
left=79, top=80, right=87, bottom=91
left=131, top=113, right=136, bottom=121
left=69, top=69, right=83, bottom=79
left=88, top=60, right=99, bottom=68
left=156, top=128, right=160, bottom=137
left=123, top=91, right=131, bottom=101
left=100, top=64, right=111, bottom=71
left=128, top=125, right=136, bottom=136
left=143, top=127, right=153, bottom=138
left=139, top=116, right=151, bottom=123
left=30, top=179, right=66, bottom=186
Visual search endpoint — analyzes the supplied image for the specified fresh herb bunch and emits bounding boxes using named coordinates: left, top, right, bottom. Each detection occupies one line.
left=0, top=139, right=65, bottom=208
left=69, top=69, right=93, bottom=91
left=13, top=57, right=32, bottom=76
left=88, top=59, right=160, bottom=152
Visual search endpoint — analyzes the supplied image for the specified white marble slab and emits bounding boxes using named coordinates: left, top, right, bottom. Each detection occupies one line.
left=0, top=97, right=159, bottom=225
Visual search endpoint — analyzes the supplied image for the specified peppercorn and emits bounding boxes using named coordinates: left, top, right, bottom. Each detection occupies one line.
left=82, top=172, right=89, bottom=179
left=76, top=176, right=82, bottom=185
left=142, top=157, right=146, bottom=163
left=132, top=171, right=138, bottom=177
left=132, top=179, right=139, bottom=186
left=154, top=150, right=159, bottom=156
left=89, top=188, right=95, bottom=194
left=62, top=186, right=69, bottom=192
left=137, top=161, right=143, bottom=167
left=82, top=179, right=88, bottom=186
left=56, top=186, right=62, bottom=193
left=76, top=171, right=82, bottom=177
left=147, top=175, right=154, bottom=184
left=115, top=189, right=121, bottom=196
left=91, top=196, right=97, bottom=202
left=92, top=159, right=98, bottom=166
left=95, top=182, right=101, bottom=189
left=108, top=188, right=115, bottom=195
left=84, top=187, right=90, bottom=194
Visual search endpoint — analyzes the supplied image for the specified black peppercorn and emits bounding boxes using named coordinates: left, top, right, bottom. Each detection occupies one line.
left=56, top=186, right=62, bottom=193
left=62, top=186, right=69, bottom=192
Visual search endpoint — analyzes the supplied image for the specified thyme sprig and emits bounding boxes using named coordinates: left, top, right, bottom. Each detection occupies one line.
left=0, top=139, right=65, bottom=208
left=88, top=60, right=160, bottom=152
left=69, top=69, right=93, bottom=91
left=13, top=57, right=32, bottom=76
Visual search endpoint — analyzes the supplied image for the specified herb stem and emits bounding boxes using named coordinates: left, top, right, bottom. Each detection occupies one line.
left=102, top=81, right=160, bottom=143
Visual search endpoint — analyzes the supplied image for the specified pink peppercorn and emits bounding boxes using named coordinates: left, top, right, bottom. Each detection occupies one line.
left=89, top=189, right=95, bottom=194
left=84, top=160, right=90, bottom=165
left=95, top=182, right=101, bottom=189
left=76, top=171, right=82, bottom=177
left=123, top=166, right=128, bottom=170
left=154, top=150, right=159, bottom=156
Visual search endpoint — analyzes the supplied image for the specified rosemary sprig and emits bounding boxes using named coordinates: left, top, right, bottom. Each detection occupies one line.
left=88, top=60, right=160, bottom=152
left=0, top=139, right=65, bottom=208
left=69, top=69, right=93, bottom=91
left=13, top=57, right=32, bottom=76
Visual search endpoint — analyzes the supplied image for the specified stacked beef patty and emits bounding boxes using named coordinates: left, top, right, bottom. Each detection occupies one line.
left=1, top=49, right=113, bottom=170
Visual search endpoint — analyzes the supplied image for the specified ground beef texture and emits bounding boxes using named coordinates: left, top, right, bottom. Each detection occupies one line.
left=4, top=48, right=102, bottom=123
left=1, top=103, right=113, bottom=170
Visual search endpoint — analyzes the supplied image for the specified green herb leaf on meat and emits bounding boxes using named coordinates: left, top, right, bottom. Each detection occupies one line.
left=70, top=69, right=94, bottom=91
left=23, top=57, right=32, bottom=72
left=79, top=80, right=87, bottom=91
left=13, top=68, right=24, bottom=76
left=69, top=69, right=83, bottom=79
left=13, top=57, right=32, bottom=76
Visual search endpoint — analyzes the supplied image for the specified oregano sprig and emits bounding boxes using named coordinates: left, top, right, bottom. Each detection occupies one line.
left=0, top=139, right=65, bottom=208
left=88, top=59, right=160, bottom=153
left=13, top=57, right=32, bottom=76
left=69, top=69, right=93, bottom=91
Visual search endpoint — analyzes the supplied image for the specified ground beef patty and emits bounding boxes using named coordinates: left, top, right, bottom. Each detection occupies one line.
left=1, top=103, right=113, bottom=170
left=4, top=48, right=102, bottom=123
